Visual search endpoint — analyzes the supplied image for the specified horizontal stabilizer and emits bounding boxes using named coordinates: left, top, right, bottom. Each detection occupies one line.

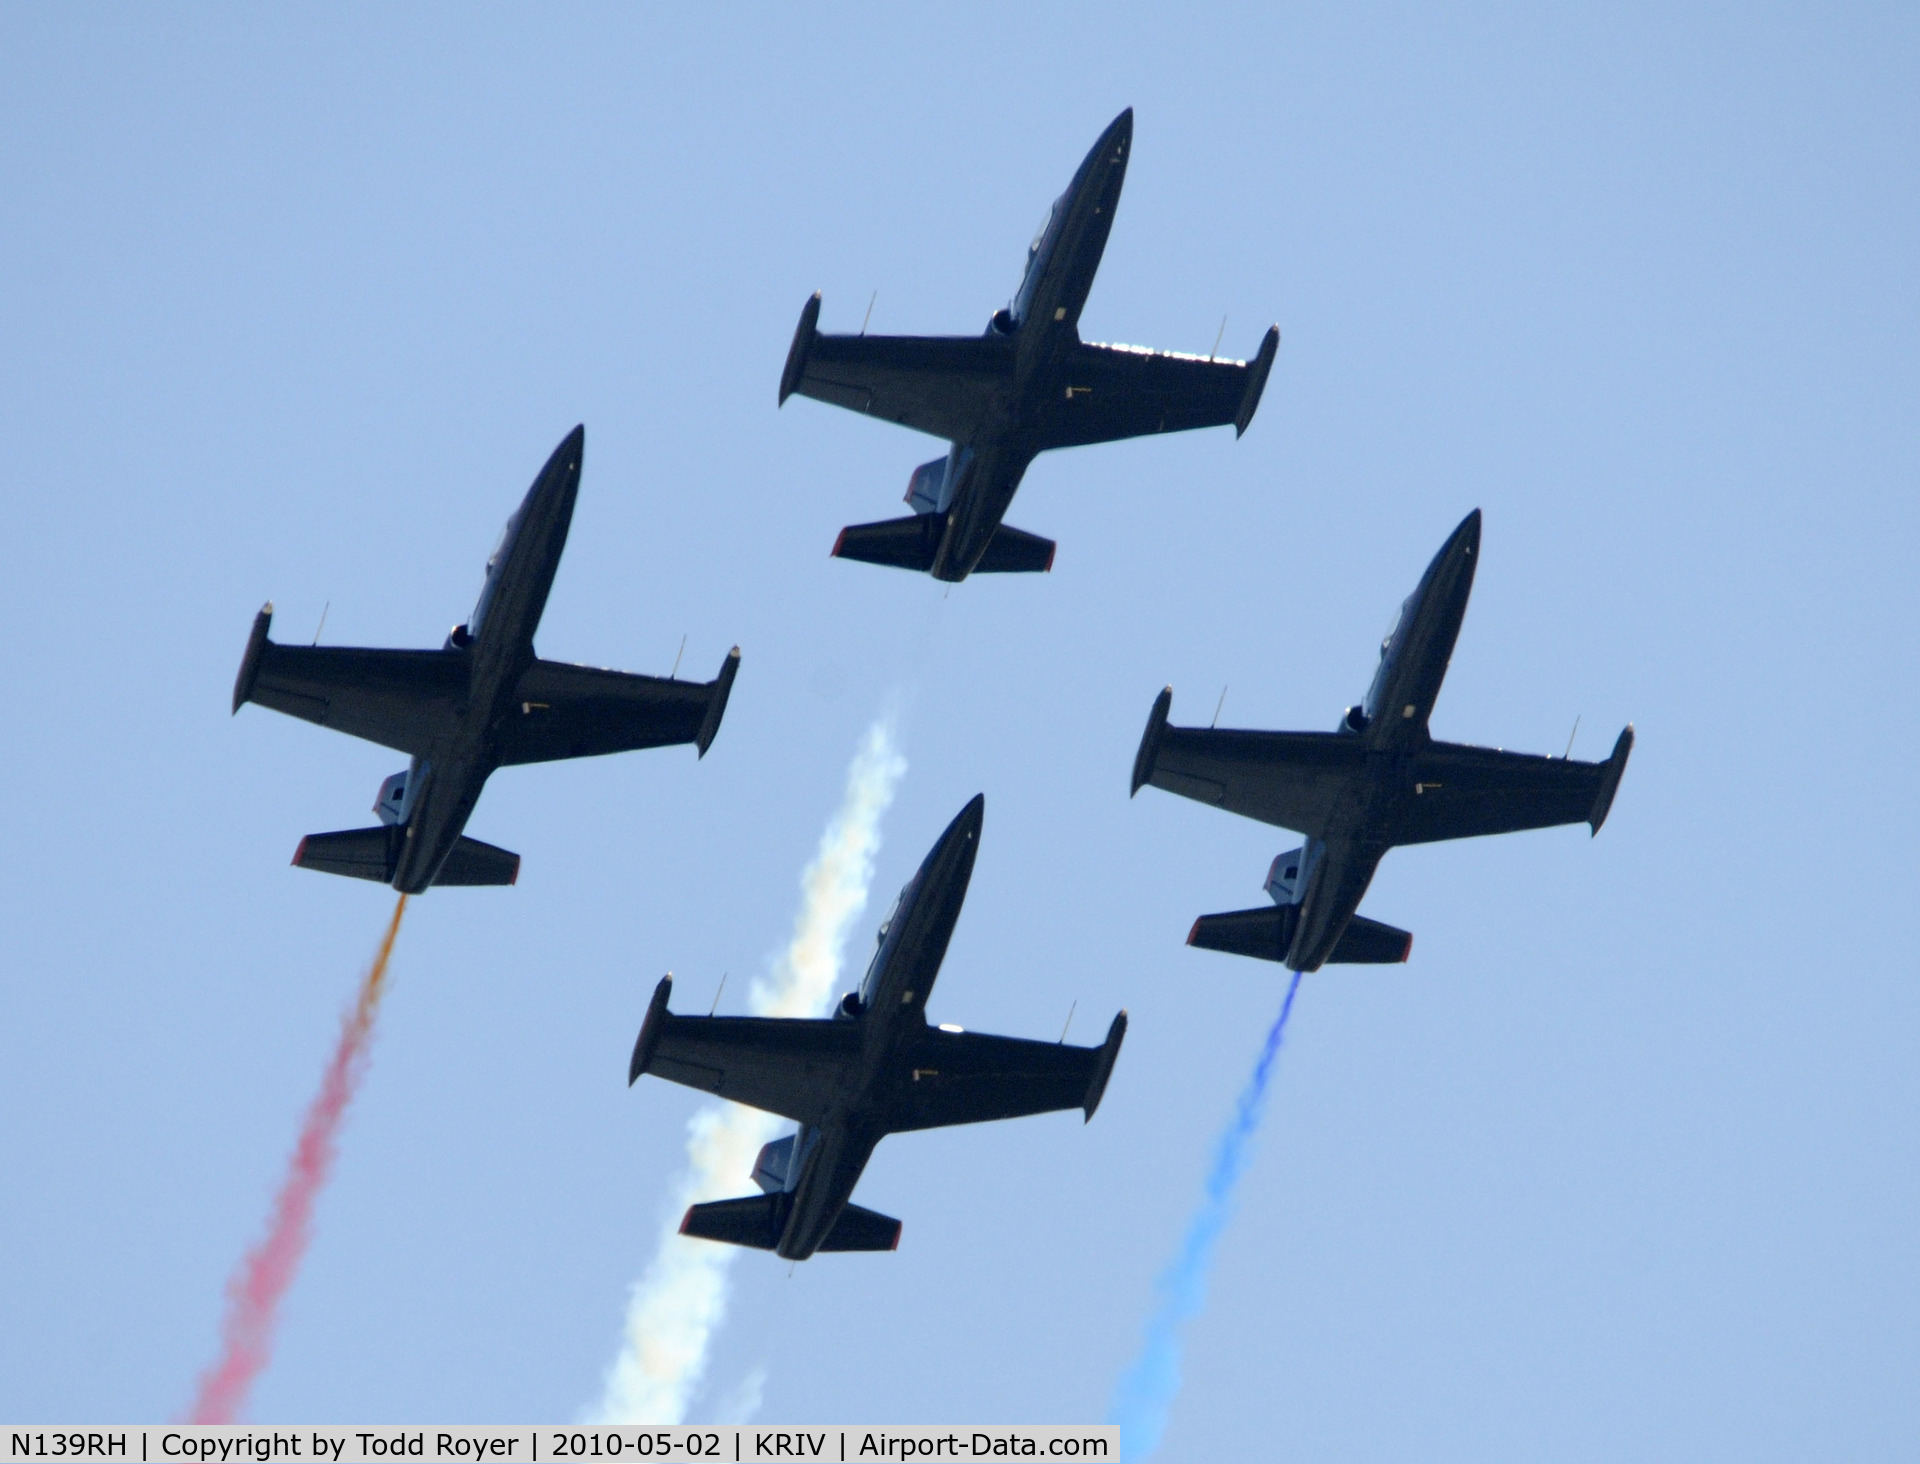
left=432, top=835, right=520, bottom=886
left=679, top=1193, right=902, bottom=1254
left=818, top=1202, right=903, bottom=1252
left=291, top=826, right=398, bottom=883
left=972, top=523, right=1055, bottom=574
left=292, top=827, right=518, bottom=887
left=832, top=514, right=942, bottom=572
left=832, top=515, right=1054, bottom=575
left=1188, top=905, right=1411, bottom=966
left=1332, top=913, right=1414, bottom=963
left=681, top=1193, right=787, bottom=1251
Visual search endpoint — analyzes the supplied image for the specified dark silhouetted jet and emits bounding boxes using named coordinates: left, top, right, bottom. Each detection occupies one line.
left=778, top=108, right=1279, bottom=582
left=628, top=795, right=1127, bottom=1259
left=1131, top=510, right=1633, bottom=972
left=232, top=426, right=739, bottom=893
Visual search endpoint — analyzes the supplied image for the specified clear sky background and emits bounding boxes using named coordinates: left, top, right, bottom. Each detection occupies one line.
left=2, top=5, right=1916, bottom=1457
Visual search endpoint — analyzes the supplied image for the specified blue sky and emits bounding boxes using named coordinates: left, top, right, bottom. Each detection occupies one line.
left=1, top=5, right=1915, bottom=1457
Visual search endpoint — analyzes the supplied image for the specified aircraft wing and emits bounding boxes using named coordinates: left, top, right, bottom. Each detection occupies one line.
left=780, top=296, right=1011, bottom=441
left=1136, top=716, right=1366, bottom=835
left=1393, top=728, right=1635, bottom=843
left=884, top=1016, right=1127, bottom=1133
left=633, top=1004, right=860, bottom=1126
left=235, top=616, right=466, bottom=757
left=784, top=333, right=1010, bottom=441
left=496, top=648, right=739, bottom=765
left=1036, top=329, right=1279, bottom=449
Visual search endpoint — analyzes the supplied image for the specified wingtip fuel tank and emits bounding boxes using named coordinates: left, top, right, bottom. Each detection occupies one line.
left=233, top=602, right=274, bottom=714
left=1588, top=724, right=1635, bottom=835
left=779, top=293, right=822, bottom=406
left=1131, top=687, right=1173, bottom=795
left=1234, top=326, right=1281, bottom=437
left=1082, top=1009, right=1129, bottom=1121
left=630, top=975, right=674, bottom=1086
left=695, top=647, right=742, bottom=758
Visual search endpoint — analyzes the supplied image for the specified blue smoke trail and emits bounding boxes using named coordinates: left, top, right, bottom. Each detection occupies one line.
left=1108, top=969, right=1305, bottom=1459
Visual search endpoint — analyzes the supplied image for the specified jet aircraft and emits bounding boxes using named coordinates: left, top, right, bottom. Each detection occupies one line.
left=232, top=426, right=740, bottom=893
left=1131, top=510, right=1632, bottom=972
left=778, top=108, right=1280, bottom=582
left=627, top=795, right=1127, bottom=1259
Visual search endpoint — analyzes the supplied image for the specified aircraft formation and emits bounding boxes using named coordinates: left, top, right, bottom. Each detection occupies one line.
left=234, top=109, right=1631, bottom=1258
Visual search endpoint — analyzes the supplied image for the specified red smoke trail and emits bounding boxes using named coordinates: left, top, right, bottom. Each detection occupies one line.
left=186, top=894, right=409, bottom=1422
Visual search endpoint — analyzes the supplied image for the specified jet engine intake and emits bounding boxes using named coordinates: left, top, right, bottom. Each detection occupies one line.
left=1341, top=705, right=1370, bottom=734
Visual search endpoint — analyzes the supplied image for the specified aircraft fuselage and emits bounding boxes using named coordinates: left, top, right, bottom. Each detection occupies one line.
left=928, top=110, right=1132, bottom=580
left=1282, top=510, right=1482, bottom=970
left=390, top=428, right=582, bottom=892
left=769, top=796, right=982, bottom=1258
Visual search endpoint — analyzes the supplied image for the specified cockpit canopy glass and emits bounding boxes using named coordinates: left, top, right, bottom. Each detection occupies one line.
left=1029, top=196, right=1061, bottom=259
left=858, top=886, right=907, bottom=1005
left=1012, top=195, right=1065, bottom=324
left=1380, top=600, right=1407, bottom=658
left=469, top=506, right=525, bottom=636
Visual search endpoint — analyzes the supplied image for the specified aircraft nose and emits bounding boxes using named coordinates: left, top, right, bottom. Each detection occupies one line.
left=1450, top=507, right=1483, bottom=558
left=949, top=793, right=985, bottom=843
left=530, top=424, right=585, bottom=502
left=555, top=424, right=585, bottom=481
left=925, top=793, right=985, bottom=863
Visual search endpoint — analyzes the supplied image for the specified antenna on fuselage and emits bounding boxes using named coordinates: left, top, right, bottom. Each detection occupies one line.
left=311, top=601, right=329, bottom=646
left=1058, top=999, right=1076, bottom=1044
left=1562, top=715, right=1581, bottom=760
left=1212, top=685, right=1228, bottom=728
left=709, top=972, right=727, bottom=1016
left=1210, top=316, right=1227, bottom=361
left=860, top=291, right=877, bottom=335
left=671, top=634, right=687, bottom=679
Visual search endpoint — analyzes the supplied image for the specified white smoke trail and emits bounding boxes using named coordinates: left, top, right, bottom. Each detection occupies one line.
left=709, top=1367, right=768, bottom=1425
left=590, top=718, right=907, bottom=1424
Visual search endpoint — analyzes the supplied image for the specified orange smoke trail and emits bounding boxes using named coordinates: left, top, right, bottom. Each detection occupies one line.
left=186, top=894, right=409, bottom=1422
